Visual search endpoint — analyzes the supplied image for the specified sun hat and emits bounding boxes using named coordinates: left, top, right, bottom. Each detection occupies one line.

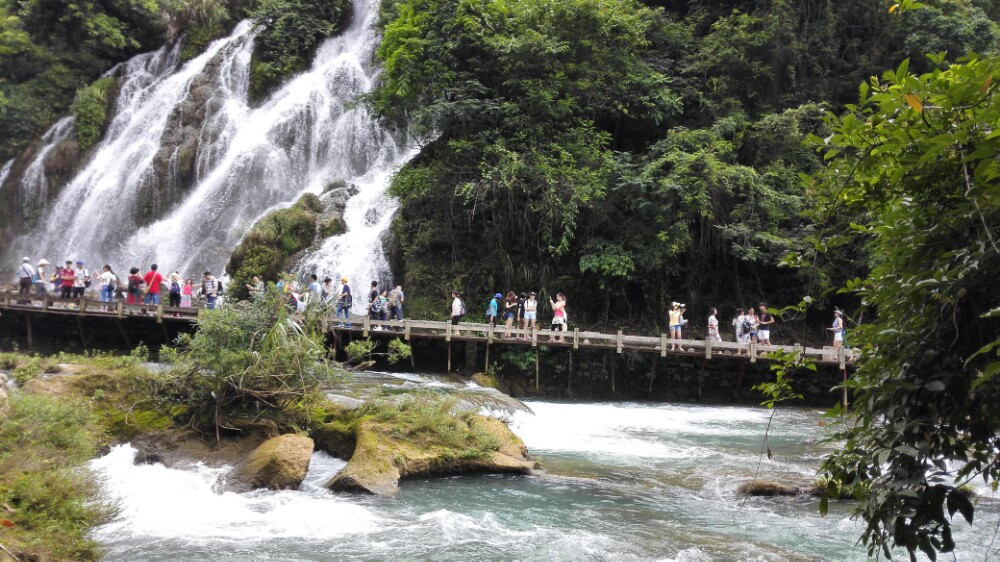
left=680, top=303, right=686, bottom=308
left=37, top=259, right=50, bottom=266
left=21, top=256, right=29, bottom=263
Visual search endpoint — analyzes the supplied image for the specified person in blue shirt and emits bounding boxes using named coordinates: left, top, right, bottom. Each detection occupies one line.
left=336, top=277, right=352, bottom=327
left=486, top=293, right=501, bottom=326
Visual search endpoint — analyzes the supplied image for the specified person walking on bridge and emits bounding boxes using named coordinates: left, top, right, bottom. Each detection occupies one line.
left=34, top=259, right=49, bottom=299
left=16, top=257, right=34, bottom=304
left=143, top=264, right=163, bottom=306
left=450, top=291, right=466, bottom=336
left=388, top=285, right=404, bottom=321
left=59, top=261, right=75, bottom=300
left=668, top=302, right=682, bottom=351
left=201, top=271, right=220, bottom=309
left=336, top=277, right=353, bottom=328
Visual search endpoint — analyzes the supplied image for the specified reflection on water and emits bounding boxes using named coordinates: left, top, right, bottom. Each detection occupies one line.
left=92, top=394, right=999, bottom=561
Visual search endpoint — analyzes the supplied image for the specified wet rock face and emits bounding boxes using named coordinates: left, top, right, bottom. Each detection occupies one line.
left=133, top=54, right=228, bottom=226
left=226, top=434, right=315, bottom=493
left=324, top=417, right=537, bottom=495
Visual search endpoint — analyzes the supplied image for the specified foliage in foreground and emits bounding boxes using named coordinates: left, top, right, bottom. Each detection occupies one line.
left=811, top=52, right=1000, bottom=559
left=162, top=288, right=347, bottom=431
left=357, top=390, right=503, bottom=459
left=0, top=393, right=115, bottom=561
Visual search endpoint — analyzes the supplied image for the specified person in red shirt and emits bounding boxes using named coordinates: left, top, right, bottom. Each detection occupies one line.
left=59, top=261, right=74, bottom=299
left=143, top=263, right=164, bottom=305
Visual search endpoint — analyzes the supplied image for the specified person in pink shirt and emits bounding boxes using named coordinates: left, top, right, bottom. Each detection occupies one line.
left=143, top=263, right=164, bottom=305
left=181, top=279, right=194, bottom=307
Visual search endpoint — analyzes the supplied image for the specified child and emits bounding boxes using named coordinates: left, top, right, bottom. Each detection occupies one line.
left=181, top=279, right=193, bottom=307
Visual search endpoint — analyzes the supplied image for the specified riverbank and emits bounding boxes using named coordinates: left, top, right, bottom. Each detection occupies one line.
left=0, top=349, right=536, bottom=560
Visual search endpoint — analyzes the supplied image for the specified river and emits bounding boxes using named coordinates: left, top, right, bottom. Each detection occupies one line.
left=90, top=374, right=998, bottom=561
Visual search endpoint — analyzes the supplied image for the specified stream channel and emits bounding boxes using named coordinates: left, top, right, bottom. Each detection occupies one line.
left=91, top=370, right=999, bottom=561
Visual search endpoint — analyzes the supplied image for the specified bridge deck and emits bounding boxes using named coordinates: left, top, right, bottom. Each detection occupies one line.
left=0, top=292, right=854, bottom=368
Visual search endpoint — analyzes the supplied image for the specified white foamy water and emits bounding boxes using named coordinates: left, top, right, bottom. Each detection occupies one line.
left=0, top=158, right=14, bottom=193
left=6, top=0, right=414, bottom=294
left=90, top=393, right=999, bottom=561
left=92, top=445, right=377, bottom=544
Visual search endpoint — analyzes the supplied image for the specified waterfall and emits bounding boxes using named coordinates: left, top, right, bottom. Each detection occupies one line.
left=0, top=159, right=12, bottom=192
left=13, top=117, right=74, bottom=224
left=5, top=0, right=413, bottom=300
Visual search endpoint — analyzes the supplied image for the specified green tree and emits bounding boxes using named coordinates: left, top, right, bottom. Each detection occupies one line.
left=811, top=54, right=1000, bottom=559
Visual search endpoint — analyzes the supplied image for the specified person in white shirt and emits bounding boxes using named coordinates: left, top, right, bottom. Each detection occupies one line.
left=707, top=307, right=722, bottom=343
left=450, top=291, right=465, bottom=336
left=99, top=265, right=117, bottom=306
left=522, top=292, right=538, bottom=340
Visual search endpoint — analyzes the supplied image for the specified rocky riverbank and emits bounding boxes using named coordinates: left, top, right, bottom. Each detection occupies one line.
left=0, top=349, right=537, bottom=560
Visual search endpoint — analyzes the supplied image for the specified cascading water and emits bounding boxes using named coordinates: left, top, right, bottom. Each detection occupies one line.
left=0, top=159, right=12, bottom=192
left=12, top=117, right=74, bottom=223
left=6, top=0, right=413, bottom=301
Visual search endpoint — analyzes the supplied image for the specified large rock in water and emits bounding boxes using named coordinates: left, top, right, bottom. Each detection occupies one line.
left=737, top=479, right=821, bottom=497
left=325, top=417, right=536, bottom=495
left=227, top=434, right=314, bottom=492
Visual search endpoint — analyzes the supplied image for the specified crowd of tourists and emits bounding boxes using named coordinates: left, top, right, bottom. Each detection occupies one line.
left=10, top=256, right=847, bottom=348
left=11, top=256, right=223, bottom=310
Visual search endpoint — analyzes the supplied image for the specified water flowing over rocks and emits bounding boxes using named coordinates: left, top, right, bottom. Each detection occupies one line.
left=3, top=0, right=414, bottom=293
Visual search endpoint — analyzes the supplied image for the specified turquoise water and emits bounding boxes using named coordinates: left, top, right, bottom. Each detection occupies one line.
left=91, top=393, right=998, bottom=561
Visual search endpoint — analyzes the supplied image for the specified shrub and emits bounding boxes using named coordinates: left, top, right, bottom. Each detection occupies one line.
left=70, top=77, right=116, bottom=151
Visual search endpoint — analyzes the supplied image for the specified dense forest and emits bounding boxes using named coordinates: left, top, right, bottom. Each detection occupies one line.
left=373, top=0, right=1000, bottom=330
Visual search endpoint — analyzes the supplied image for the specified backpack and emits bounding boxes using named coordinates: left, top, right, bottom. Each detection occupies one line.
left=459, top=300, right=467, bottom=316
left=742, top=319, right=752, bottom=333
left=128, top=277, right=139, bottom=294
left=370, top=298, right=382, bottom=313
left=170, top=281, right=181, bottom=295
left=216, top=280, right=224, bottom=294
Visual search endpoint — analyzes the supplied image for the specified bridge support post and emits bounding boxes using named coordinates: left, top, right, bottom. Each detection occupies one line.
left=363, top=316, right=370, bottom=337
left=535, top=349, right=539, bottom=390
left=156, top=303, right=164, bottom=324
left=573, top=328, right=579, bottom=350
left=749, top=342, right=757, bottom=363
left=611, top=356, right=612, bottom=396
left=447, top=340, right=452, bottom=373
left=567, top=351, right=572, bottom=391
left=734, top=360, right=746, bottom=398
left=660, top=334, right=667, bottom=357
left=26, top=313, right=33, bottom=351
left=484, top=342, right=490, bottom=374
left=839, top=347, right=848, bottom=408
left=649, top=356, right=657, bottom=398
left=704, top=337, right=712, bottom=359
left=404, top=319, right=411, bottom=341
left=116, top=300, right=123, bottom=317
left=616, top=330, right=623, bottom=354
left=43, top=295, right=50, bottom=311
left=531, top=325, right=537, bottom=348
left=698, top=358, right=707, bottom=400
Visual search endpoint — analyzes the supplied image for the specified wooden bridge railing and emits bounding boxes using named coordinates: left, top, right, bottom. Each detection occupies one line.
left=0, top=290, right=855, bottom=369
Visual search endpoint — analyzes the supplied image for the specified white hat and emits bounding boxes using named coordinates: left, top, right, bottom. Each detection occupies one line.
left=22, top=256, right=30, bottom=263
left=37, top=259, right=50, bottom=266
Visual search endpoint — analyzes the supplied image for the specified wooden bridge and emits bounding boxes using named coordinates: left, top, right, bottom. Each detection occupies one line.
left=0, top=291, right=855, bottom=371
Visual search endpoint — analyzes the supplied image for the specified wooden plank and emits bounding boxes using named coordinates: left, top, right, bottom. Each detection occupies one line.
left=660, top=333, right=667, bottom=357
left=531, top=324, right=537, bottom=347
left=573, top=328, right=579, bottom=350
left=363, top=316, right=370, bottom=337
left=404, top=319, right=411, bottom=341
left=156, top=303, right=164, bottom=324
left=705, top=337, right=712, bottom=359
left=749, top=342, right=757, bottom=363
left=446, top=321, right=452, bottom=342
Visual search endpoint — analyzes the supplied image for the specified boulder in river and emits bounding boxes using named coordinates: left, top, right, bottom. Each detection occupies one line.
left=226, top=434, right=315, bottom=492
left=737, top=479, right=821, bottom=497
left=325, top=416, right=537, bottom=495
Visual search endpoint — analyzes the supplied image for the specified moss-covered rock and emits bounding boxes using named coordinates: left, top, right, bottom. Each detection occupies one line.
left=737, top=479, right=821, bottom=497
left=227, top=434, right=314, bottom=492
left=311, top=419, right=356, bottom=459
left=225, top=193, right=324, bottom=299
left=319, top=215, right=347, bottom=238
left=325, top=415, right=536, bottom=495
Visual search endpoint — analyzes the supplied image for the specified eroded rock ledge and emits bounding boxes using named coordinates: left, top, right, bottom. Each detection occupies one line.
left=321, top=416, right=537, bottom=495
